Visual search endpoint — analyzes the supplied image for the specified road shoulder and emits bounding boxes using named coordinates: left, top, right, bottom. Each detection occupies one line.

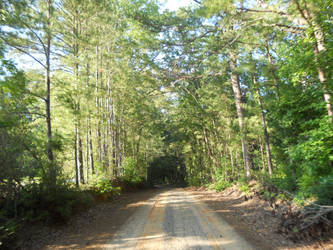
left=186, top=187, right=333, bottom=250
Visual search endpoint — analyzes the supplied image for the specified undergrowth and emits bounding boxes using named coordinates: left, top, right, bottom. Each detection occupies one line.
left=0, top=173, right=149, bottom=249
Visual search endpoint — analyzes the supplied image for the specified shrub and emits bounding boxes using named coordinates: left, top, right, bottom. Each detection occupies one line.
left=187, top=175, right=201, bottom=187
left=0, top=213, right=19, bottom=249
left=16, top=184, right=94, bottom=223
left=90, top=176, right=121, bottom=198
left=0, top=182, right=94, bottom=249
left=311, top=176, right=333, bottom=205
left=210, top=172, right=232, bottom=192
left=121, top=157, right=142, bottom=184
left=212, top=179, right=232, bottom=192
left=239, top=184, right=250, bottom=194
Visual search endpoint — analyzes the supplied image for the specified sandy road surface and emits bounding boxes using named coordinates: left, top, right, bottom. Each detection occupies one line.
left=104, top=189, right=253, bottom=250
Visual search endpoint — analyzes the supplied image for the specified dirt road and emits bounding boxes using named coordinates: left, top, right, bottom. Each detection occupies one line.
left=104, top=189, right=253, bottom=249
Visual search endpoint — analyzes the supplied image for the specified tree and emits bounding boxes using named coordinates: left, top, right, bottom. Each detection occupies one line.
left=1, top=0, right=57, bottom=186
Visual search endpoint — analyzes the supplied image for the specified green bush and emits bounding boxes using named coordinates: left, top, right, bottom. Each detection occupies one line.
left=15, top=184, right=94, bottom=223
left=187, top=175, right=201, bottom=187
left=90, top=176, right=121, bottom=196
left=212, top=180, right=231, bottom=192
left=239, top=184, right=250, bottom=194
left=210, top=172, right=232, bottom=191
left=311, top=176, right=333, bottom=205
left=121, top=157, right=142, bottom=184
left=0, top=182, right=94, bottom=249
left=0, top=213, right=19, bottom=248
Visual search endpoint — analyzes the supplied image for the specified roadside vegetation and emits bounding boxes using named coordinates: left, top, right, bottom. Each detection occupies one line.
left=0, top=0, right=332, bottom=249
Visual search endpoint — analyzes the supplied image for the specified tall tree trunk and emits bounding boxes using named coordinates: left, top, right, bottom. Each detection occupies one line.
left=78, top=132, right=84, bottom=184
left=45, top=0, right=55, bottom=187
left=85, top=61, right=90, bottom=183
left=313, top=43, right=333, bottom=119
left=252, top=73, right=273, bottom=176
left=89, top=124, right=95, bottom=175
left=135, top=127, right=142, bottom=169
left=229, top=52, right=251, bottom=180
left=74, top=121, right=79, bottom=188
left=229, top=147, right=235, bottom=177
left=122, top=129, right=126, bottom=163
left=259, top=137, right=266, bottom=172
left=95, top=46, right=102, bottom=164
left=202, top=127, right=216, bottom=174
left=265, top=39, right=280, bottom=101
left=86, top=116, right=90, bottom=184
left=77, top=110, right=84, bottom=184
left=294, top=0, right=333, bottom=120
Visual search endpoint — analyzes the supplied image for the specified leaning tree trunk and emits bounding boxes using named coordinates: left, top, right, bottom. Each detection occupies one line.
left=229, top=52, right=251, bottom=180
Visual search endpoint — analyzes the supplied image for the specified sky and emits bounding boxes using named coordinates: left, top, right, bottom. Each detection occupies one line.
left=162, top=0, right=193, bottom=11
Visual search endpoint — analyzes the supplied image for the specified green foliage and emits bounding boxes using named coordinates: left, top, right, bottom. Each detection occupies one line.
left=16, top=184, right=94, bottom=223
left=211, top=178, right=232, bottom=192
left=209, top=170, right=232, bottom=191
left=238, top=184, right=250, bottom=195
left=121, top=157, right=142, bottom=184
left=0, top=182, right=94, bottom=248
left=311, top=176, right=333, bottom=205
left=90, top=176, right=121, bottom=196
left=263, top=190, right=274, bottom=200
left=270, top=173, right=297, bottom=192
left=0, top=214, right=18, bottom=248
left=187, top=175, right=202, bottom=187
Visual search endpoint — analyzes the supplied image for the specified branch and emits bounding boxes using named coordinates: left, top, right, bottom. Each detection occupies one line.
left=10, top=46, right=46, bottom=69
left=237, top=7, right=288, bottom=16
left=25, top=90, right=47, bottom=102
left=21, top=21, right=47, bottom=55
left=0, top=37, right=46, bottom=68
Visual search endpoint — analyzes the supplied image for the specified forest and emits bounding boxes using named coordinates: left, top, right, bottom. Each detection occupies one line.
left=0, top=0, right=332, bottom=247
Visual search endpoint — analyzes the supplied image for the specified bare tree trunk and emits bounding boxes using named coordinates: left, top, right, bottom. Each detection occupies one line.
left=202, top=128, right=216, bottom=174
left=74, top=122, right=79, bottom=188
left=229, top=52, right=251, bottom=180
left=235, top=150, right=239, bottom=180
left=86, top=117, right=90, bottom=184
left=122, top=129, right=126, bottom=162
left=77, top=104, right=84, bottom=184
left=109, top=104, right=117, bottom=176
left=78, top=129, right=84, bottom=184
left=265, top=39, right=280, bottom=101
left=86, top=58, right=94, bottom=175
left=294, top=0, right=333, bottom=120
left=85, top=61, right=90, bottom=183
left=95, top=46, right=102, bottom=165
left=230, top=147, right=235, bottom=177
left=135, top=127, right=143, bottom=169
left=313, top=44, right=333, bottom=119
left=259, top=137, right=266, bottom=172
left=89, top=125, right=94, bottom=175
left=45, top=0, right=55, bottom=187
left=253, top=74, right=273, bottom=175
